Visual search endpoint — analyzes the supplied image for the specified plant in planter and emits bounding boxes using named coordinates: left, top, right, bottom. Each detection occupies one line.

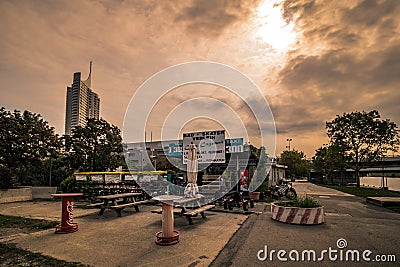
left=250, top=178, right=270, bottom=201
left=271, top=196, right=324, bottom=225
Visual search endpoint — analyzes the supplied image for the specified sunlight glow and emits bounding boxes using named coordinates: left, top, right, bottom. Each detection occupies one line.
left=255, top=0, right=296, bottom=51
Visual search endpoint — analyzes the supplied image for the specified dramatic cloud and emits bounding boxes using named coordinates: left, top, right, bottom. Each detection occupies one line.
left=0, top=0, right=399, bottom=157
left=173, top=0, right=257, bottom=37
left=271, top=0, right=400, bottom=154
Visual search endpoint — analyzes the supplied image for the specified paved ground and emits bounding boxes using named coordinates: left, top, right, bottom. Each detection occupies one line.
left=0, top=200, right=96, bottom=221
left=1, top=200, right=250, bottom=267
left=212, top=183, right=400, bottom=266
left=1, top=183, right=399, bottom=266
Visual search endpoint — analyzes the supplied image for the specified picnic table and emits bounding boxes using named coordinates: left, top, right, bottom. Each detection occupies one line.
left=152, top=195, right=215, bottom=225
left=89, top=192, right=153, bottom=217
left=152, top=194, right=215, bottom=245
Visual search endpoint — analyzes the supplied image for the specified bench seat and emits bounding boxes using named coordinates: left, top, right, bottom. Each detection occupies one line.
left=152, top=204, right=215, bottom=224
left=110, top=199, right=154, bottom=209
left=151, top=208, right=183, bottom=214
left=183, top=204, right=215, bottom=217
left=183, top=204, right=215, bottom=224
left=87, top=203, right=103, bottom=208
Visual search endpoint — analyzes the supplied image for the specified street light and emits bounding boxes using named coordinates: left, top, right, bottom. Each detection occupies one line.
left=286, top=138, right=293, bottom=151
left=151, top=149, right=157, bottom=171
left=49, top=158, right=52, bottom=187
left=140, top=149, right=144, bottom=172
left=47, top=151, right=53, bottom=187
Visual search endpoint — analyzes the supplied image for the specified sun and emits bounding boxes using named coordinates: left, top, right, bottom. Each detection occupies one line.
left=255, top=0, right=296, bottom=51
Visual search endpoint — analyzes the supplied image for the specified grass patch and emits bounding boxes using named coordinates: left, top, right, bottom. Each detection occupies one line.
left=320, top=185, right=400, bottom=213
left=0, top=215, right=88, bottom=266
left=388, top=206, right=400, bottom=213
left=0, top=243, right=89, bottom=267
left=320, top=185, right=400, bottom=198
left=276, top=196, right=321, bottom=208
left=0, top=214, right=58, bottom=231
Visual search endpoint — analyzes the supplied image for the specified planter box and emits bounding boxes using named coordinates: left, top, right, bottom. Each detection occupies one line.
left=271, top=202, right=324, bottom=225
left=249, top=192, right=260, bottom=201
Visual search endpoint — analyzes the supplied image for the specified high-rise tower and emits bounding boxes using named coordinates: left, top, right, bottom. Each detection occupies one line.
left=65, top=62, right=100, bottom=135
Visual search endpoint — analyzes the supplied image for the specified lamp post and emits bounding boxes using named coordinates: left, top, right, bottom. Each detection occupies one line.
left=49, top=158, right=52, bottom=187
left=140, top=149, right=144, bottom=172
left=151, top=149, right=157, bottom=171
left=236, top=142, right=250, bottom=192
left=381, top=156, right=386, bottom=190
left=47, top=151, right=53, bottom=187
left=286, top=138, right=293, bottom=151
left=236, top=153, right=240, bottom=193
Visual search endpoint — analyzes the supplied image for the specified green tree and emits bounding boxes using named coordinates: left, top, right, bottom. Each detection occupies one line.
left=65, top=118, right=124, bottom=172
left=278, top=150, right=311, bottom=180
left=0, top=165, right=15, bottom=189
left=0, top=107, right=63, bottom=186
left=326, top=110, right=400, bottom=187
left=248, top=144, right=261, bottom=160
left=313, top=144, right=348, bottom=184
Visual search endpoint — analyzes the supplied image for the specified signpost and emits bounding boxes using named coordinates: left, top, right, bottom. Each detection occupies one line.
left=168, top=142, right=183, bottom=157
left=182, top=130, right=226, bottom=164
left=226, top=138, right=244, bottom=153
left=226, top=138, right=245, bottom=192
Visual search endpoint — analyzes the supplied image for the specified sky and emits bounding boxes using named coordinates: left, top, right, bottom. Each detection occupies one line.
left=1, top=0, right=399, bottom=158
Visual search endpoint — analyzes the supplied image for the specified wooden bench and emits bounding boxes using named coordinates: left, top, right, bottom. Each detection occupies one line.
left=152, top=204, right=215, bottom=224
left=151, top=207, right=185, bottom=215
left=87, top=202, right=103, bottom=208
left=110, top=199, right=155, bottom=216
left=183, top=204, right=215, bottom=224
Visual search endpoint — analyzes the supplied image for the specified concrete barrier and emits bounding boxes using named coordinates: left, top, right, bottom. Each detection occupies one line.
left=31, top=187, right=57, bottom=199
left=0, top=187, right=57, bottom=203
left=0, top=187, right=32, bottom=203
left=271, top=202, right=324, bottom=225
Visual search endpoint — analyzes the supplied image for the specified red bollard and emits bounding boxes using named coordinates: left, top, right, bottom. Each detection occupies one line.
left=51, top=193, right=83, bottom=234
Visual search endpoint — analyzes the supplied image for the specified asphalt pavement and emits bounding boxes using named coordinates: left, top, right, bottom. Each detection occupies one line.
left=211, top=182, right=400, bottom=266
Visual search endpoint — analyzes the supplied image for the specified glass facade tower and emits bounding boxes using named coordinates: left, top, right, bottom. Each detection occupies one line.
left=65, top=62, right=100, bottom=135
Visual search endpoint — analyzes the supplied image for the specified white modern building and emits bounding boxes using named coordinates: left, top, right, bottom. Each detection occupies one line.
left=65, top=62, right=100, bottom=135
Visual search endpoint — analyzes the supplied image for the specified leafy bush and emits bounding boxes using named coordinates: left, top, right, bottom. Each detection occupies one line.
left=59, top=175, right=76, bottom=193
left=276, top=196, right=321, bottom=208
